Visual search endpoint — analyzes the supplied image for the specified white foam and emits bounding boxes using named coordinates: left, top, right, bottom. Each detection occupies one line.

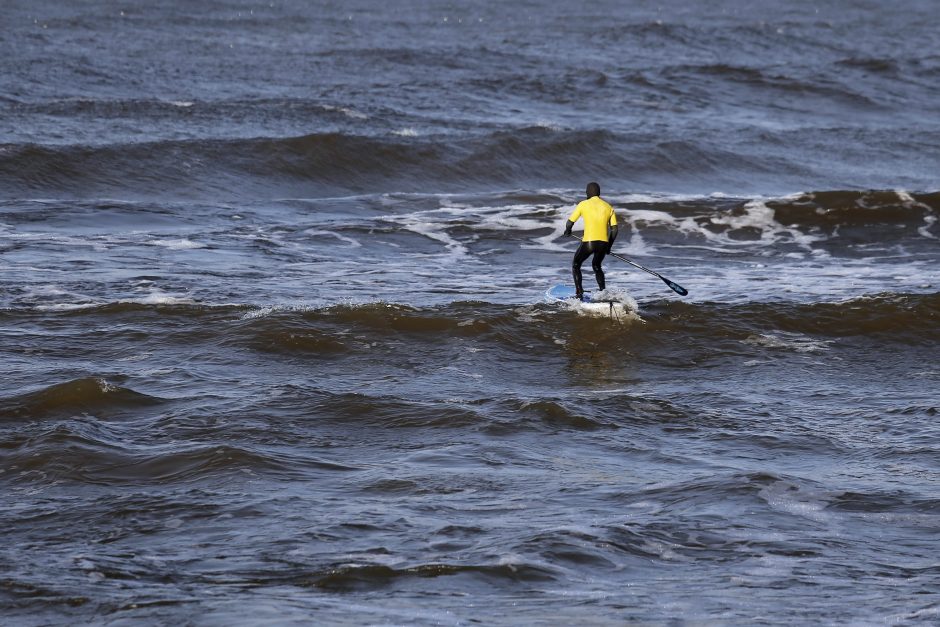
left=512, top=305, right=543, bottom=323
left=135, top=295, right=194, bottom=305
left=710, top=200, right=826, bottom=250
left=35, top=302, right=99, bottom=312
left=150, top=238, right=207, bottom=250
left=605, top=191, right=744, bottom=205
left=389, top=209, right=470, bottom=258
left=117, top=352, right=152, bottom=362
left=24, top=284, right=70, bottom=297
left=429, top=202, right=574, bottom=253
left=238, top=301, right=354, bottom=320
left=743, top=332, right=833, bottom=353
left=527, top=224, right=572, bottom=253
left=758, top=480, right=833, bottom=524
left=621, top=208, right=682, bottom=225
left=592, top=287, right=639, bottom=311
left=241, top=305, right=295, bottom=320
left=888, top=605, right=940, bottom=623
left=308, top=230, right=362, bottom=247
left=533, top=119, right=565, bottom=131
left=140, top=368, right=176, bottom=377
left=734, top=554, right=798, bottom=583
left=557, top=288, right=644, bottom=322
left=4, top=231, right=113, bottom=250
left=321, top=104, right=368, bottom=120
left=603, top=197, right=832, bottom=257
left=33, top=286, right=202, bottom=311
left=619, top=229, right=654, bottom=256
left=95, top=378, right=119, bottom=393
left=919, top=213, right=937, bottom=240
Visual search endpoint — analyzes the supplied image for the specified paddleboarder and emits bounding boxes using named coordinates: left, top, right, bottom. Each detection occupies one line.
left=563, top=182, right=619, bottom=300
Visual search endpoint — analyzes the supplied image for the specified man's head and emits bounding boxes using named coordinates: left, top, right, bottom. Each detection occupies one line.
left=586, top=181, right=600, bottom=198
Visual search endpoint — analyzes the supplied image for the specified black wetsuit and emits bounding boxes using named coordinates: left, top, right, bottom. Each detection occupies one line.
left=572, top=240, right=608, bottom=296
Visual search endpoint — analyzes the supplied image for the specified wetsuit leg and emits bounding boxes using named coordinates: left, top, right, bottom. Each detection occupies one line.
left=571, top=241, right=593, bottom=296
left=592, top=245, right=607, bottom=290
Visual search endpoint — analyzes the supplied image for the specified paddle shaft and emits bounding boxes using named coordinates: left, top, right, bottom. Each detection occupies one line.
left=567, top=233, right=688, bottom=296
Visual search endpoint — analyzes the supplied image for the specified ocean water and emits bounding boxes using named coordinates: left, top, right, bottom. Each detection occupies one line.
left=1, top=0, right=939, bottom=624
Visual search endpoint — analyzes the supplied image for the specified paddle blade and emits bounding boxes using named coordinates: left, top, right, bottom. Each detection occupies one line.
left=662, top=277, right=688, bottom=296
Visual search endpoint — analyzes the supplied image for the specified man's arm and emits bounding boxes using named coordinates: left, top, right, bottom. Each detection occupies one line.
left=607, top=225, right=618, bottom=252
left=564, top=204, right=582, bottom=236
left=607, top=209, right=619, bottom=251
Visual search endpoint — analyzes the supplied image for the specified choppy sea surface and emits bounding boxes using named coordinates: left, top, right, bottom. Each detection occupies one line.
left=2, top=1, right=939, bottom=624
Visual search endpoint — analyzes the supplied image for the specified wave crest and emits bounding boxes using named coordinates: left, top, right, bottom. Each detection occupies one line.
left=0, top=378, right=163, bottom=422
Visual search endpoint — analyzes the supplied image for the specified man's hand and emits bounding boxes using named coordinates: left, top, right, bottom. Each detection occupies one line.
left=563, top=219, right=574, bottom=237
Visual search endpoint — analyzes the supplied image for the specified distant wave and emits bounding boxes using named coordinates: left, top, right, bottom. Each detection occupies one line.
left=2, top=436, right=359, bottom=486
left=0, top=129, right=878, bottom=198
left=0, top=377, right=164, bottom=422
left=660, top=63, right=883, bottom=108
left=0, top=129, right=636, bottom=197
left=308, top=561, right=557, bottom=591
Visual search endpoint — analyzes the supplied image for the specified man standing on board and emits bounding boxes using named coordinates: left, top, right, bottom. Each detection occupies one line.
left=563, top=181, right=618, bottom=300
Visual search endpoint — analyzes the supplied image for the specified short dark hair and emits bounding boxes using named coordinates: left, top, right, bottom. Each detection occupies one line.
left=586, top=182, right=600, bottom=198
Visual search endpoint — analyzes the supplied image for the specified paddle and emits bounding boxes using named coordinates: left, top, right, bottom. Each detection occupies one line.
left=568, top=233, right=688, bottom=296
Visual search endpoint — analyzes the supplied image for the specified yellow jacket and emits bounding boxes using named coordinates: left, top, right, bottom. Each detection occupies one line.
left=568, top=196, right=617, bottom=241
